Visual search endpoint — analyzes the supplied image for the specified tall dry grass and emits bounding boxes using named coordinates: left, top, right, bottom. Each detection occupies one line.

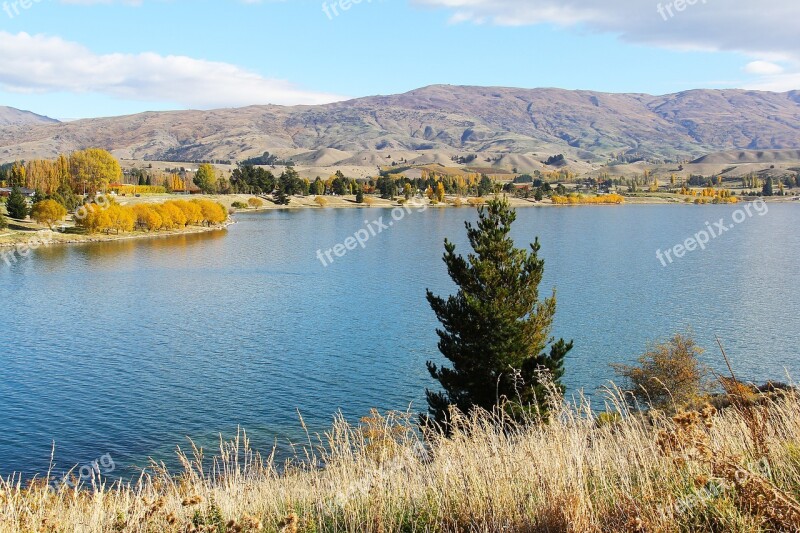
left=3, top=387, right=800, bottom=532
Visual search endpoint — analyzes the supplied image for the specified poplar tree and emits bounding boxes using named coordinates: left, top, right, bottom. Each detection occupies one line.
left=425, top=196, right=572, bottom=426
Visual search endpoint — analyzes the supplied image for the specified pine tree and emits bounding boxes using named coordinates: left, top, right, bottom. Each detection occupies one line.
left=425, top=196, right=572, bottom=426
left=763, top=177, right=774, bottom=197
left=273, top=188, right=290, bottom=205
left=355, top=189, right=364, bottom=204
left=6, top=187, right=29, bottom=220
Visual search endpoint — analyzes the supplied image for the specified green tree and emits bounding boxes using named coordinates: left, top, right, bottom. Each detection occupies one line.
left=49, top=184, right=81, bottom=212
left=6, top=187, right=29, bottom=219
left=193, top=163, right=217, bottom=194
left=763, top=177, right=774, bottom=197
left=355, top=188, right=364, bottom=203
left=477, top=175, right=493, bottom=197
left=376, top=176, right=398, bottom=199
left=0, top=210, right=7, bottom=229
left=32, top=189, right=46, bottom=205
left=425, top=196, right=573, bottom=426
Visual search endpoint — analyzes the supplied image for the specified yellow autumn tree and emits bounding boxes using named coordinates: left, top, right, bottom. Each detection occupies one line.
left=76, top=203, right=111, bottom=234
left=193, top=199, right=227, bottom=226
left=435, top=182, right=446, bottom=203
left=69, top=149, right=122, bottom=196
left=132, top=205, right=162, bottom=232
left=30, top=199, right=67, bottom=229
left=106, top=204, right=135, bottom=234
left=9, top=161, right=26, bottom=187
left=175, top=200, right=203, bottom=225
left=162, top=201, right=188, bottom=227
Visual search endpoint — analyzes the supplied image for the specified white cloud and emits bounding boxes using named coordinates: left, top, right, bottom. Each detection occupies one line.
left=414, top=0, right=800, bottom=91
left=743, top=72, right=800, bottom=92
left=0, top=32, right=345, bottom=109
left=744, top=61, right=785, bottom=76
left=414, top=0, right=800, bottom=59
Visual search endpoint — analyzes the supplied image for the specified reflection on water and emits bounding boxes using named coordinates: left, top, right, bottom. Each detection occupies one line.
left=0, top=206, right=798, bottom=480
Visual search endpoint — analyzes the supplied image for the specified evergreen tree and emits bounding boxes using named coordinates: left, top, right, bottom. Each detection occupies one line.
left=273, top=188, right=290, bottom=205
left=6, top=187, right=29, bottom=219
left=0, top=210, right=7, bottom=229
left=763, top=177, right=774, bottom=197
left=356, top=189, right=364, bottom=204
left=425, top=196, right=572, bottom=426
left=32, top=189, right=46, bottom=205
left=50, top=184, right=81, bottom=212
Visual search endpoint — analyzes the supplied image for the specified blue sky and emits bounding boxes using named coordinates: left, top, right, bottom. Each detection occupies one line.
left=0, top=0, right=796, bottom=119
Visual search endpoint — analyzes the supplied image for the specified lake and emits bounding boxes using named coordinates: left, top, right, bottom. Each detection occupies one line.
left=1, top=202, right=798, bottom=480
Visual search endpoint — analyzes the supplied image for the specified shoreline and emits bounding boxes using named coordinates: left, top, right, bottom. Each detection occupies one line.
left=238, top=193, right=799, bottom=213
left=0, top=220, right=233, bottom=250
left=2, top=193, right=796, bottom=250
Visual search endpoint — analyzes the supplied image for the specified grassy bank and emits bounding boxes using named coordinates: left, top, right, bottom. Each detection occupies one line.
left=3, top=388, right=800, bottom=532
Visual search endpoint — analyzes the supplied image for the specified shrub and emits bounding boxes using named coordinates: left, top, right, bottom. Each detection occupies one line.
left=611, top=331, right=715, bottom=412
left=231, top=201, right=247, bottom=209
left=314, top=196, right=328, bottom=208
left=247, top=197, right=264, bottom=209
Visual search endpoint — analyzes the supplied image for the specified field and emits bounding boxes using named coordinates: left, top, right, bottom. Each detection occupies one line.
left=3, top=386, right=800, bottom=532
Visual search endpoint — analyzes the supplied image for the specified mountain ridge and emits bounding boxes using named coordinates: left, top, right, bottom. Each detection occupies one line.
left=1, top=85, right=799, bottom=164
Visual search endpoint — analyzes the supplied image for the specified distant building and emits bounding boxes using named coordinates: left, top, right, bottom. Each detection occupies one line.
left=0, top=187, right=35, bottom=198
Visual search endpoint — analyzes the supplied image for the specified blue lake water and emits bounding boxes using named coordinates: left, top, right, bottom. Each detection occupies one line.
left=1, top=203, right=798, bottom=480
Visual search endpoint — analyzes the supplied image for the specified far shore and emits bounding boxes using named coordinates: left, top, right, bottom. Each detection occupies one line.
left=2, top=192, right=796, bottom=251
left=0, top=220, right=232, bottom=250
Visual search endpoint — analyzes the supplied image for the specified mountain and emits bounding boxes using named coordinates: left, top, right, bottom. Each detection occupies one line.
left=0, top=106, right=58, bottom=126
left=0, top=86, right=799, bottom=165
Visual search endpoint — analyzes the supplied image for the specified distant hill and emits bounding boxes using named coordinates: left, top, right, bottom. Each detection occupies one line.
left=0, top=86, right=799, bottom=165
left=691, top=149, right=800, bottom=165
left=0, top=106, right=58, bottom=126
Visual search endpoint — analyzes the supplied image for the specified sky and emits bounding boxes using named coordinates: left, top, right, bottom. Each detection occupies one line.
left=0, top=0, right=797, bottom=119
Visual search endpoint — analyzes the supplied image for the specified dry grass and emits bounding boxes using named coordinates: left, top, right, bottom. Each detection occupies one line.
left=3, top=389, right=800, bottom=532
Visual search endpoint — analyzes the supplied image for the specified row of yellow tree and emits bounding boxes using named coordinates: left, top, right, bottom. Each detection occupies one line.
left=74, top=199, right=228, bottom=234
left=9, top=149, right=122, bottom=196
left=678, top=187, right=739, bottom=203
left=551, top=194, right=625, bottom=205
